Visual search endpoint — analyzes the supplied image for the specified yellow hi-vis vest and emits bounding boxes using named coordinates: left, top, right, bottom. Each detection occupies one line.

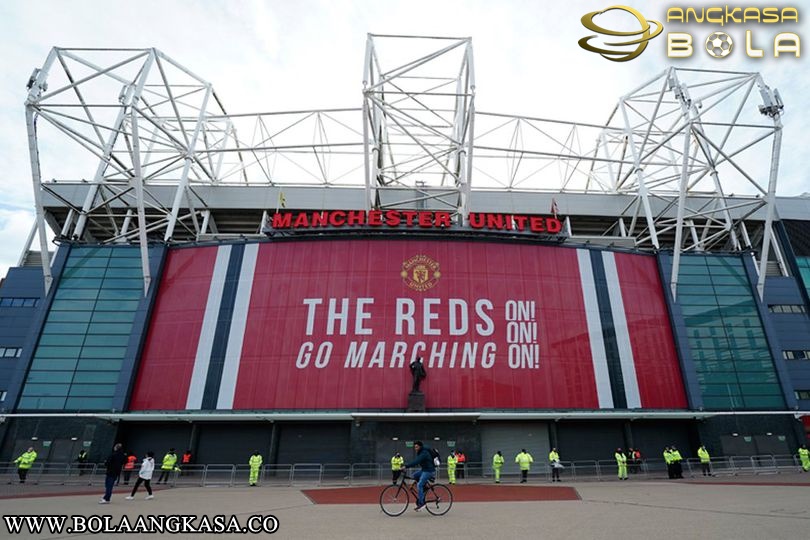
left=161, top=453, right=177, bottom=471
left=391, top=456, right=404, bottom=470
left=249, top=454, right=263, bottom=468
left=447, top=454, right=457, bottom=470
left=697, top=447, right=710, bottom=463
left=15, top=451, right=37, bottom=469
left=493, top=454, right=504, bottom=469
left=515, top=452, right=533, bottom=470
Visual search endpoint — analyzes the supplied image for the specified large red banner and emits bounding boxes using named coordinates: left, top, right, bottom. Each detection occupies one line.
left=129, top=240, right=687, bottom=411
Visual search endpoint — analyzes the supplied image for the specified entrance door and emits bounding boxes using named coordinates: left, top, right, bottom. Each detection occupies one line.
left=481, top=422, right=549, bottom=476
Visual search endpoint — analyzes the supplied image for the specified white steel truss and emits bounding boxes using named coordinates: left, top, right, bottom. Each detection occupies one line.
left=22, top=40, right=783, bottom=300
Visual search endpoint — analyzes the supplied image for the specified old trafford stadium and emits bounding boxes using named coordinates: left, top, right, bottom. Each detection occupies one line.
left=1, top=37, right=809, bottom=483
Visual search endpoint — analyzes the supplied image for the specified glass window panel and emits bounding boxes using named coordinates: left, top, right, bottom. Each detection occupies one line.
left=64, top=257, right=108, bottom=269
left=83, top=334, right=130, bottom=347
left=22, top=383, right=70, bottom=396
left=30, top=358, right=78, bottom=371
left=683, top=315, right=725, bottom=327
left=69, top=247, right=112, bottom=258
left=17, top=396, right=67, bottom=410
left=93, top=301, right=139, bottom=313
left=81, top=346, right=127, bottom=359
left=700, top=383, right=743, bottom=396
left=38, top=334, right=85, bottom=347
left=26, top=371, right=74, bottom=384
left=696, top=372, right=738, bottom=384
left=109, top=248, right=141, bottom=258
left=709, top=275, right=749, bottom=286
left=72, top=371, right=119, bottom=384
left=11, top=299, right=25, bottom=307
left=101, top=278, right=142, bottom=289
left=64, top=397, right=113, bottom=410
left=695, top=360, right=736, bottom=372
left=97, top=289, right=142, bottom=300
left=103, top=267, right=143, bottom=278
left=743, top=395, right=784, bottom=408
left=22, top=298, right=38, bottom=307
left=91, top=311, right=136, bottom=324
left=35, top=346, right=82, bottom=359
left=86, top=322, right=132, bottom=335
left=677, top=285, right=716, bottom=296
left=50, top=299, right=97, bottom=311
left=61, top=267, right=107, bottom=279
left=55, top=289, right=99, bottom=300
left=677, top=295, right=718, bottom=306
left=106, top=257, right=141, bottom=267
left=59, top=277, right=104, bottom=289
left=0, top=298, right=12, bottom=306
left=46, top=311, right=92, bottom=323
left=42, top=322, right=89, bottom=334
left=681, top=305, right=720, bottom=317
left=68, top=384, right=116, bottom=397
left=738, top=383, right=782, bottom=396
left=76, top=359, right=123, bottom=371
left=737, top=372, right=777, bottom=384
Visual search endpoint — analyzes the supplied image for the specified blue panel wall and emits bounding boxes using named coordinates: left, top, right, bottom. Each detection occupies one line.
left=0, top=267, right=46, bottom=409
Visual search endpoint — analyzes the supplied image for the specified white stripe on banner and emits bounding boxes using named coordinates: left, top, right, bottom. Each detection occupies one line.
left=601, top=251, right=642, bottom=409
left=216, top=243, right=259, bottom=409
left=186, top=245, right=232, bottom=410
left=576, top=249, right=614, bottom=409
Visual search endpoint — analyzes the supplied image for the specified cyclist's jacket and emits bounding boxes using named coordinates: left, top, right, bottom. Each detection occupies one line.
left=404, top=447, right=436, bottom=473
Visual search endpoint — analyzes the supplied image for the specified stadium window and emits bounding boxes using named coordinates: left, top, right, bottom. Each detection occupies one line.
left=0, top=297, right=39, bottom=308
left=795, top=390, right=810, bottom=400
left=0, top=391, right=5, bottom=402
left=783, top=350, right=810, bottom=360
left=768, top=304, right=807, bottom=314
left=0, top=347, right=22, bottom=358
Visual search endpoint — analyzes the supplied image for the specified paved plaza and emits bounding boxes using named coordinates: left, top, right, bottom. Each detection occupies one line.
left=1, top=474, right=809, bottom=539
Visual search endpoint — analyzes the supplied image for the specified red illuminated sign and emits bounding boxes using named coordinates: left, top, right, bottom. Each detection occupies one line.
left=268, top=210, right=562, bottom=234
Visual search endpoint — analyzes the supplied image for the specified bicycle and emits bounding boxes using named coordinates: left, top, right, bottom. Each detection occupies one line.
left=379, top=472, right=453, bottom=516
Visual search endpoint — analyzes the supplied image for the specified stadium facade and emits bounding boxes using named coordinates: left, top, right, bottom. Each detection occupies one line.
left=1, top=38, right=809, bottom=466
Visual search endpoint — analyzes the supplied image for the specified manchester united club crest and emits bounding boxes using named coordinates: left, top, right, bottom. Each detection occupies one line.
left=401, top=255, right=441, bottom=292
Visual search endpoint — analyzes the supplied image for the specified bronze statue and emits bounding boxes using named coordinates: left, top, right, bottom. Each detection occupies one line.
left=409, top=357, right=427, bottom=393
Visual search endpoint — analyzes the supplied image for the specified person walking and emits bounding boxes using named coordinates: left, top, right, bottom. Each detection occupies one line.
left=390, top=452, right=404, bottom=484
left=492, top=451, right=504, bottom=483
left=99, top=443, right=126, bottom=504
left=122, top=453, right=137, bottom=485
left=663, top=446, right=674, bottom=479
left=446, top=450, right=458, bottom=485
left=615, top=448, right=628, bottom=480
left=13, top=447, right=37, bottom=484
left=156, top=448, right=177, bottom=485
left=697, top=445, right=712, bottom=476
left=456, top=450, right=466, bottom=479
left=549, top=447, right=562, bottom=482
left=671, top=446, right=684, bottom=479
left=77, top=449, right=89, bottom=476
left=248, top=451, right=263, bottom=486
left=798, top=444, right=809, bottom=472
left=125, top=451, right=155, bottom=500
left=515, top=449, right=533, bottom=483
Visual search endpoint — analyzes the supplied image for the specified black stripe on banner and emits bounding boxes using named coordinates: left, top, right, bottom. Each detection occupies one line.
left=590, top=250, right=627, bottom=409
left=201, top=244, right=245, bottom=410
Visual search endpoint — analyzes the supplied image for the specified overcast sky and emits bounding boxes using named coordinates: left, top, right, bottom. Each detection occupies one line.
left=0, top=0, right=807, bottom=277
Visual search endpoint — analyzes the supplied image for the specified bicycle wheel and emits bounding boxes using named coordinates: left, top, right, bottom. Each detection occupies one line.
left=425, top=483, right=453, bottom=516
left=380, top=484, right=409, bottom=516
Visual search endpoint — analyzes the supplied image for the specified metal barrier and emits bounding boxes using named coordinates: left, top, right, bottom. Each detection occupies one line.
left=291, top=463, right=323, bottom=485
left=0, top=453, right=805, bottom=491
left=350, top=463, right=380, bottom=486
left=203, top=464, right=235, bottom=487
left=321, top=463, right=351, bottom=486
left=262, top=464, right=293, bottom=487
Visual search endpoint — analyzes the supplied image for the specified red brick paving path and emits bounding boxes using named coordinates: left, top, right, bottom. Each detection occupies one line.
left=302, top=484, right=580, bottom=504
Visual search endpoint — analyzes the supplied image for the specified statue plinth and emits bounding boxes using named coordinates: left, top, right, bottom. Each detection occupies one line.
left=407, top=391, right=426, bottom=412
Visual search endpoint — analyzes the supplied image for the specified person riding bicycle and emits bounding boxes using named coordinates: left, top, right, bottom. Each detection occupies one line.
left=401, top=440, right=435, bottom=511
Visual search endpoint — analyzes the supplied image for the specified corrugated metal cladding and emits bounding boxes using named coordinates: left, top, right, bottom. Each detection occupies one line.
left=783, top=220, right=810, bottom=256
left=276, top=423, right=351, bottom=464
left=480, top=422, right=550, bottom=472
left=130, top=240, right=687, bottom=412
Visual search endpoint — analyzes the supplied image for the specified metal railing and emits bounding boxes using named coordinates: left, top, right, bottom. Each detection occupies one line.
left=0, top=453, right=806, bottom=490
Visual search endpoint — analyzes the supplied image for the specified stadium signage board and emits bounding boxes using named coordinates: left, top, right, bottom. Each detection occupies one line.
left=268, top=210, right=563, bottom=234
